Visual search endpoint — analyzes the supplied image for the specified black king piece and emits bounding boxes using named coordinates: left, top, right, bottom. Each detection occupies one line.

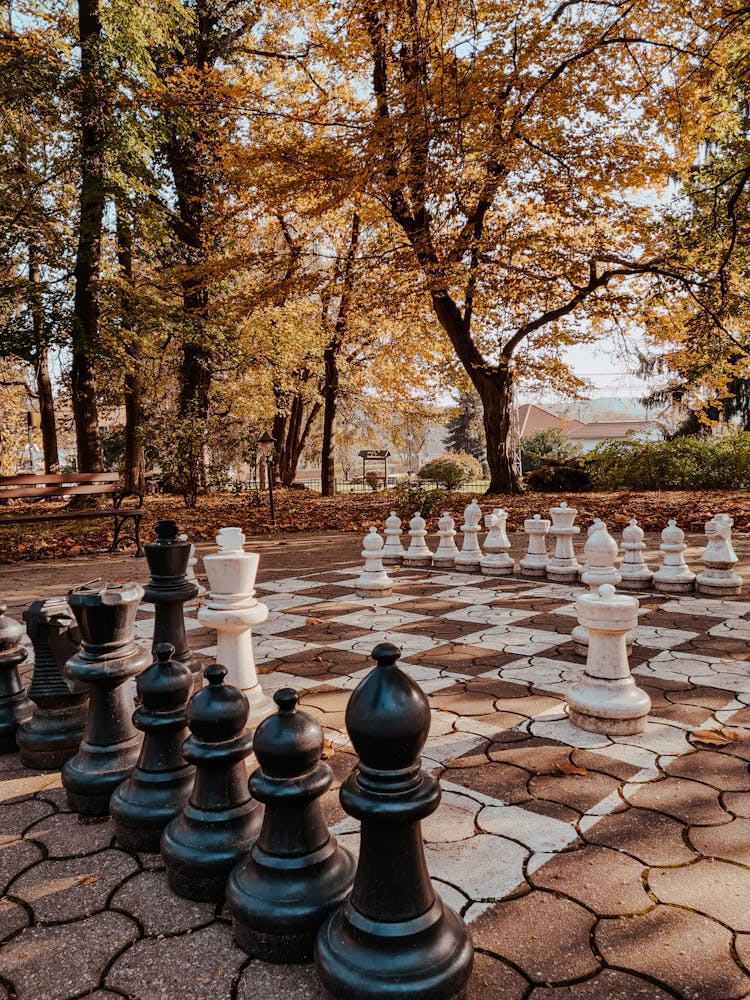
left=315, top=642, right=474, bottom=1000
left=144, top=520, right=201, bottom=690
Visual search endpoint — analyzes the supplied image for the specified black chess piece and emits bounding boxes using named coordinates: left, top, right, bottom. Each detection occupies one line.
left=227, top=688, right=356, bottom=962
left=315, top=642, right=474, bottom=1000
left=111, top=642, right=195, bottom=852
left=17, top=597, right=87, bottom=769
left=161, top=664, right=261, bottom=902
left=0, top=604, right=33, bottom=754
left=61, top=581, right=150, bottom=815
left=144, top=520, right=201, bottom=690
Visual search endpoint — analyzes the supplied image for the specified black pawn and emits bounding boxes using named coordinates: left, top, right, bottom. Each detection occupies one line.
left=161, top=664, right=261, bottom=902
left=61, top=582, right=150, bottom=815
left=227, top=688, right=356, bottom=962
left=315, top=643, right=474, bottom=1000
left=111, top=642, right=195, bottom=852
left=0, top=604, right=33, bottom=754
left=17, top=597, right=87, bottom=769
left=144, top=520, right=201, bottom=690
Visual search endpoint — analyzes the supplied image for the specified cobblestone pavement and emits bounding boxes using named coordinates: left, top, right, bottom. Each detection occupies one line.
left=2, top=530, right=750, bottom=999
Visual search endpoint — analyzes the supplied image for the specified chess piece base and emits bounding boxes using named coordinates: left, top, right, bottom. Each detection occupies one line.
left=316, top=896, right=473, bottom=1000
left=652, top=577, right=694, bottom=594
left=618, top=575, right=653, bottom=591
left=111, top=766, right=195, bottom=852
left=402, top=556, right=432, bottom=569
left=62, top=735, right=142, bottom=815
left=519, top=563, right=546, bottom=578
left=431, top=557, right=455, bottom=569
left=382, top=555, right=403, bottom=567
left=567, top=704, right=648, bottom=736
left=480, top=564, right=513, bottom=577
left=453, top=560, right=481, bottom=574
left=567, top=678, right=650, bottom=736
left=17, top=700, right=88, bottom=769
left=695, top=573, right=742, bottom=597
left=546, top=566, right=581, bottom=584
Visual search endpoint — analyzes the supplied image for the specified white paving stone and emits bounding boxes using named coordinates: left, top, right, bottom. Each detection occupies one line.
left=443, top=606, right=537, bottom=627
left=331, top=607, right=430, bottom=630
left=477, top=804, right=577, bottom=853
left=425, top=833, right=529, bottom=901
left=422, top=791, right=480, bottom=843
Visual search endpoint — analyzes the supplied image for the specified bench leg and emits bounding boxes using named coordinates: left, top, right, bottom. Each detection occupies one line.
left=110, top=513, right=145, bottom=557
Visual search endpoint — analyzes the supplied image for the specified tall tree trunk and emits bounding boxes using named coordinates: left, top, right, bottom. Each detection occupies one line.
left=320, top=348, right=338, bottom=496
left=116, top=203, right=145, bottom=492
left=28, top=249, right=59, bottom=473
left=272, top=392, right=322, bottom=486
left=71, top=0, right=105, bottom=473
left=476, top=368, right=521, bottom=494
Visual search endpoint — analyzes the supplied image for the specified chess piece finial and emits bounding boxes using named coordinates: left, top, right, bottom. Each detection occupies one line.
left=315, top=642, right=474, bottom=998
left=0, top=604, right=33, bottom=754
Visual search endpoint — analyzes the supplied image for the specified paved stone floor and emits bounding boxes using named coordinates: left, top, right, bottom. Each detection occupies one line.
left=1, top=529, right=750, bottom=999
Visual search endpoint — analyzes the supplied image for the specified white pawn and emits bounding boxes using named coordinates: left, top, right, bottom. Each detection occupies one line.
left=572, top=522, right=621, bottom=655
left=402, top=511, right=433, bottom=569
left=454, top=498, right=483, bottom=573
left=567, top=583, right=651, bottom=736
left=519, top=514, right=550, bottom=577
left=653, top=519, right=696, bottom=594
left=382, top=511, right=407, bottom=566
left=619, top=519, right=653, bottom=591
left=546, top=501, right=581, bottom=583
left=696, top=513, right=743, bottom=597
left=354, top=527, right=393, bottom=597
left=481, top=509, right=514, bottom=576
left=180, top=534, right=206, bottom=608
left=197, top=526, right=273, bottom=725
left=433, top=511, right=460, bottom=569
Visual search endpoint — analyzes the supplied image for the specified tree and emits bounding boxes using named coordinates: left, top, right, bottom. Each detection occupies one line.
left=445, top=392, right=485, bottom=463
left=521, top=429, right=580, bottom=474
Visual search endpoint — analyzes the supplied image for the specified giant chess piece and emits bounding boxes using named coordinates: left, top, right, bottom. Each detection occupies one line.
left=354, top=528, right=393, bottom=598
left=619, top=518, right=653, bottom=592
left=454, top=498, right=483, bottom=573
left=17, top=597, right=87, bottom=769
left=481, top=508, right=514, bottom=576
left=198, top=527, right=274, bottom=726
left=546, top=501, right=581, bottom=583
left=161, top=664, right=261, bottom=902
left=402, top=512, right=433, bottom=569
left=519, top=514, right=550, bottom=577
left=315, top=643, right=474, bottom=1000
left=572, top=522, right=621, bottom=656
left=433, top=512, right=459, bottom=569
left=567, top=584, right=651, bottom=736
left=653, top=520, right=696, bottom=594
left=382, top=512, right=406, bottom=566
left=145, top=520, right=201, bottom=689
left=62, top=582, right=150, bottom=815
left=227, top=689, right=356, bottom=962
left=0, top=605, right=33, bottom=754
left=111, top=643, right=195, bottom=852
left=696, top=513, right=743, bottom=597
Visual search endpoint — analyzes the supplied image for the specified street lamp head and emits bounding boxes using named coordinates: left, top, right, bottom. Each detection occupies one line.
left=257, top=431, right=275, bottom=460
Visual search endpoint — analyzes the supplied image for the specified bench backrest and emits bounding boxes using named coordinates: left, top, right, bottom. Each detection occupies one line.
left=0, top=472, right=120, bottom=500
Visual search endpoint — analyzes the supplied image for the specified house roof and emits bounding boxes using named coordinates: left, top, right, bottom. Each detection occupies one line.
left=570, top=419, right=655, bottom=440
left=516, top=404, right=584, bottom=437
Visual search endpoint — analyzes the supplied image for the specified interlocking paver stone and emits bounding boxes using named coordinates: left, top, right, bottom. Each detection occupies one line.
left=690, top=817, right=750, bottom=865
left=529, top=845, right=651, bottom=916
left=666, top=750, right=750, bottom=790
left=0, top=839, right=43, bottom=894
left=467, top=952, right=527, bottom=999
left=236, top=961, right=328, bottom=1000
left=0, top=798, right=53, bottom=836
left=111, top=870, right=216, bottom=935
left=596, top=904, right=750, bottom=999
left=0, top=896, right=29, bottom=940
left=625, top=776, right=732, bottom=826
left=723, top=790, right=750, bottom=817
left=470, top=891, right=599, bottom=983
left=106, top=921, right=246, bottom=1000
left=1, top=910, right=139, bottom=1000
left=442, top=762, right=531, bottom=803
left=583, top=807, right=695, bottom=865
left=25, top=812, right=114, bottom=857
left=528, top=969, right=674, bottom=999
left=529, top=770, right=622, bottom=814
left=9, top=848, right=138, bottom=923
left=422, top=791, right=478, bottom=843
left=649, top=858, right=750, bottom=931
left=425, top=833, right=528, bottom=901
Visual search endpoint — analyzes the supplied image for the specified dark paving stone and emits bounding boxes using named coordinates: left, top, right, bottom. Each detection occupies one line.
left=596, top=905, right=750, bottom=999
left=691, top=818, right=750, bottom=866
left=292, top=584, right=356, bottom=600
left=237, top=960, right=327, bottom=999
left=471, top=891, right=599, bottom=983
left=665, top=685, right=732, bottom=709
left=649, top=858, right=750, bottom=932
left=9, top=848, right=138, bottom=923
left=488, top=742, right=573, bottom=774
left=282, top=622, right=371, bottom=643
left=666, top=750, right=750, bottom=791
left=2, top=910, right=139, bottom=1000
left=393, top=597, right=470, bottom=614
left=392, top=617, right=490, bottom=641
left=584, top=807, right=695, bottom=866
left=569, top=749, right=641, bottom=782
left=722, top=790, right=750, bottom=816
left=529, top=770, right=622, bottom=814
left=430, top=691, right=499, bottom=716
left=528, top=969, right=673, bottom=999
left=34, top=785, right=70, bottom=810
left=106, top=921, right=245, bottom=1000
left=0, top=798, right=53, bottom=836
left=282, top=600, right=360, bottom=620
left=493, top=694, right=565, bottom=718
left=626, top=776, right=733, bottom=826
left=25, top=812, right=115, bottom=858
left=444, top=763, right=531, bottom=804
left=530, top=844, right=651, bottom=916
left=111, top=870, right=216, bottom=935
left=0, top=896, right=29, bottom=940
left=467, top=952, right=527, bottom=999
left=464, top=677, right=532, bottom=699
left=407, top=643, right=518, bottom=674
left=0, top=839, right=43, bottom=895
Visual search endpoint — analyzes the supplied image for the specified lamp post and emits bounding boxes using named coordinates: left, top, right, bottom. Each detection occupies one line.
left=257, top=432, right=276, bottom=526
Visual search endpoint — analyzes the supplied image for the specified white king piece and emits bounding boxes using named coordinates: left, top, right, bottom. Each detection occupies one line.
left=198, top=526, right=274, bottom=725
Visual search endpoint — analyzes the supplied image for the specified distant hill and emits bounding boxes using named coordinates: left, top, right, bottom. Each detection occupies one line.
left=544, top=396, right=654, bottom=423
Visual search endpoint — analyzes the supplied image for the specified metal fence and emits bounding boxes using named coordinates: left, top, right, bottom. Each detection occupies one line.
left=298, top=479, right=490, bottom=495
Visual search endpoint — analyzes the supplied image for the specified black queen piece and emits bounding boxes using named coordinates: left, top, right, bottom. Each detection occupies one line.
left=315, top=642, right=474, bottom=1000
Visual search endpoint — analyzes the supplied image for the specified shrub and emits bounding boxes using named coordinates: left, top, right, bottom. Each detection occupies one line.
left=391, top=480, right=449, bottom=518
left=521, top=429, right=581, bottom=474
left=365, top=470, right=382, bottom=491
left=525, top=456, right=591, bottom=492
left=417, top=451, right=482, bottom=490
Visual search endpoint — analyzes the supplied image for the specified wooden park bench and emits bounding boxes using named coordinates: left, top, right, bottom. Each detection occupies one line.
left=0, top=473, right=145, bottom=556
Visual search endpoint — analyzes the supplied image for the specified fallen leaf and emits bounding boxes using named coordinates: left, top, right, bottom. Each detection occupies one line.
left=556, top=760, right=588, bottom=776
left=78, top=876, right=99, bottom=886
left=305, top=617, right=323, bottom=625
left=321, top=738, right=335, bottom=760
left=690, top=727, right=742, bottom=746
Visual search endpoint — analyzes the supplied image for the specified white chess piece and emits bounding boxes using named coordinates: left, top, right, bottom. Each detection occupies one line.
left=619, top=518, right=653, bottom=591
left=382, top=511, right=406, bottom=566
left=546, top=501, right=581, bottom=583
left=567, top=583, right=651, bottom=736
left=354, top=527, right=393, bottom=597
left=197, top=526, right=273, bottom=725
left=519, top=514, right=550, bottom=577
left=572, top=521, right=621, bottom=655
left=696, top=513, right=743, bottom=596
left=180, top=534, right=206, bottom=608
left=454, top=498, right=483, bottom=573
left=402, top=511, right=433, bottom=568
left=578, top=518, right=605, bottom=580
left=481, top=508, right=514, bottom=576
left=653, top=519, right=696, bottom=594
left=433, top=511, right=460, bottom=569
